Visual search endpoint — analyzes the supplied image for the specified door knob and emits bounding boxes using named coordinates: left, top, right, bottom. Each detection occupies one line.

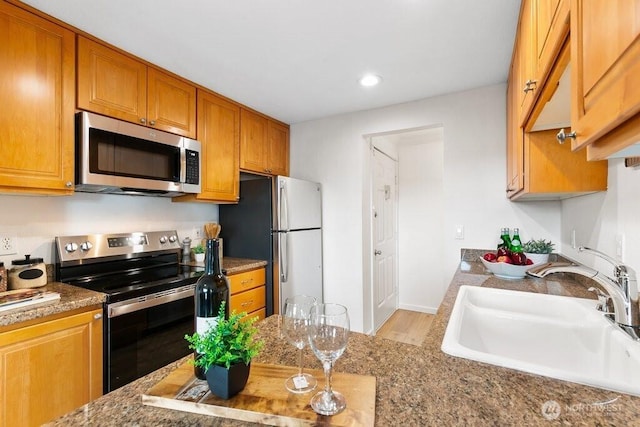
left=374, top=250, right=382, bottom=256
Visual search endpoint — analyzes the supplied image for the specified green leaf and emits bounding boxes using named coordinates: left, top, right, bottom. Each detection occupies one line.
left=184, top=301, right=264, bottom=370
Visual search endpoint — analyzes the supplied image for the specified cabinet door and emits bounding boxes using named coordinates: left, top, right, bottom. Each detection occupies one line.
left=228, top=268, right=265, bottom=294
left=147, top=67, right=196, bottom=138
left=518, top=0, right=537, bottom=125
left=230, top=286, right=266, bottom=315
left=571, top=0, right=640, bottom=155
left=77, top=36, right=147, bottom=125
left=268, top=121, right=290, bottom=176
left=240, top=109, right=269, bottom=173
left=0, top=3, right=75, bottom=195
left=180, top=89, right=239, bottom=202
left=0, top=308, right=103, bottom=427
left=507, top=39, right=525, bottom=197
left=535, top=0, right=567, bottom=79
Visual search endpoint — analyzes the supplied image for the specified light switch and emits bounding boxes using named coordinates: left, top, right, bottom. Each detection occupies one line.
left=455, top=225, right=464, bottom=240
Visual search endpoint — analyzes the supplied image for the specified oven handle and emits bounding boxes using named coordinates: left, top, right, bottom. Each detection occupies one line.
left=108, top=284, right=195, bottom=318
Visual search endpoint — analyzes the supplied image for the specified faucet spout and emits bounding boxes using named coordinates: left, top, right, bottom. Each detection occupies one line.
left=527, top=259, right=640, bottom=339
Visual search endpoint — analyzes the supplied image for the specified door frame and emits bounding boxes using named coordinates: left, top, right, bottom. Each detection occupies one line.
left=362, top=124, right=444, bottom=335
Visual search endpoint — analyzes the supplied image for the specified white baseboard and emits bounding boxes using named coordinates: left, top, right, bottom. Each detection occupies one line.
left=398, top=303, right=438, bottom=314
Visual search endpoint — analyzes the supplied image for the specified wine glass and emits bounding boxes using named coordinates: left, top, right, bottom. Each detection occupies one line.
left=282, top=295, right=318, bottom=393
left=308, top=303, right=350, bottom=416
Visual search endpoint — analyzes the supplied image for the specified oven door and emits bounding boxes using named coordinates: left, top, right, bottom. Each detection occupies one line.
left=106, top=284, right=195, bottom=393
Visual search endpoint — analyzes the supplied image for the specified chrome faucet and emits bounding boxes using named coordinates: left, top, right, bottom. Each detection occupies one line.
left=527, top=247, right=639, bottom=340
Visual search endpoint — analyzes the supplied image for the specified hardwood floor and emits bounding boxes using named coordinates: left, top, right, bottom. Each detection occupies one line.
left=376, top=309, right=434, bottom=346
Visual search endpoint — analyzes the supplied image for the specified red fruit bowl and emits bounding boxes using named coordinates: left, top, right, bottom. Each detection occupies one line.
left=479, top=256, right=537, bottom=279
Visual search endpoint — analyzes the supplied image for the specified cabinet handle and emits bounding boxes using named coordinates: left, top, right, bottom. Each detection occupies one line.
left=140, top=118, right=147, bottom=124
left=241, top=300, right=253, bottom=307
left=523, top=79, right=537, bottom=93
left=556, top=128, right=577, bottom=144
left=240, top=278, right=253, bottom=285
left=65, top=181, right=73, bottom=188
left=94, top=313, right=103, bottom=320
left=149, top=120, right=156, bottom=126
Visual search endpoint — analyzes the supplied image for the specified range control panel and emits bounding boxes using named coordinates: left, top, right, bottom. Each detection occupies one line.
left=56, top=230, right=180, bottom=264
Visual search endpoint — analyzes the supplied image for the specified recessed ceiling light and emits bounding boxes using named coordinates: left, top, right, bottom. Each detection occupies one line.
left=359, top=74, right=382, bottom=87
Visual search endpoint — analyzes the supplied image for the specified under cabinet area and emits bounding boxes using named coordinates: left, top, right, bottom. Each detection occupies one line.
left=228, top=268, right=266, bottom=321
left=0, top=306, right=103, bottom=427
left=77, top=36, right=197, bottom=139
left=0, top=2, right=75, bottom=196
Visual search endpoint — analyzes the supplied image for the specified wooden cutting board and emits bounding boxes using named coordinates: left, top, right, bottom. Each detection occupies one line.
left=142, top=360, right=376, bottom=426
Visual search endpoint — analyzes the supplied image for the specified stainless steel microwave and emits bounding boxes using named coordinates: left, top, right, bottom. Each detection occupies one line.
left=75, top=111, right=201, bottom=197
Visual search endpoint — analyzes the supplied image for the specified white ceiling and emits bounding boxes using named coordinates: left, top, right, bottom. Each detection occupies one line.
left=21, top=0, right=521, bottom=124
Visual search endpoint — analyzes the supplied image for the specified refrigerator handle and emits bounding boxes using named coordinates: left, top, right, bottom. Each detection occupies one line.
left=279, top=179, right=289, bottom=231
left=280, top=232, right=289, bottom=282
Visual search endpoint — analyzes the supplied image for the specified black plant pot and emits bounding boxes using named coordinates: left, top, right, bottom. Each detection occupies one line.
left=205, top=362, right=251, bottom=399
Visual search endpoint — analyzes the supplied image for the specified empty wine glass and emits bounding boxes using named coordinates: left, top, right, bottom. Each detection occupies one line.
left=308, top=303, right=350, bottom=416
left=282, top=295, right=318, bottom=393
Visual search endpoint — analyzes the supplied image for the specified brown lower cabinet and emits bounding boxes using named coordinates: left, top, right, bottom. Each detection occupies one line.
left=228, top=268, right=266, bottom=321
left=0, top=307, right=103, bottom=427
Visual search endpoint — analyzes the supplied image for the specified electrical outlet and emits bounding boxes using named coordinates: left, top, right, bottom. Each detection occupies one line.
left=193, top=227, right=202, bottom=239
left=0, top=236, right=17, bottom=255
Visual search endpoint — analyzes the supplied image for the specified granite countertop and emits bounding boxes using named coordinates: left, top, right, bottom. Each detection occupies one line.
left=45, top=251, right=640, bottom=426
left=183, top=257, right=268, bottom=275
left=0, top=282, right=105, bottom=328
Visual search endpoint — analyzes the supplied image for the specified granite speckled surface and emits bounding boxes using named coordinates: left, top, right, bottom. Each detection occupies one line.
left=0, top=282, right=105, bottom=328
left=45, top=252, right=640, bottom=426
left=184, top=257, right=267, bottom=275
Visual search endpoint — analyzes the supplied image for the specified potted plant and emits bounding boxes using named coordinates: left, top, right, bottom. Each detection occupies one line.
left=523, top=238, right=555, bottom=264
left=184, top=302, right=264, bottom=399
left=192, top=244, right=205, bottom=262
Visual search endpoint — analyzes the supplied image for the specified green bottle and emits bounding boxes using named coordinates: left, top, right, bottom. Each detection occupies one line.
left=497, top=228, right=511, bottom=255
left=510, top=228, right=523, bottom=253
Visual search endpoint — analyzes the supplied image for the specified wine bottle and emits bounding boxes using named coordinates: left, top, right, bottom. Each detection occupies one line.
left=194, top=238, right=229, bottom=380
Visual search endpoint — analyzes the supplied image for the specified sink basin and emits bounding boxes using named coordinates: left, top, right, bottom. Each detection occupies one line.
left=441, top=286, right=640, bottom=396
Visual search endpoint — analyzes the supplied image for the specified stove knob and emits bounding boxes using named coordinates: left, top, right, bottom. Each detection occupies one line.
left=80, top=241, right=93, bottom=252
left=159, top=235, right=168, bottom=244
left=168, top=235, right=177, bottom=243
left=65, top=242, right=78, bottom=253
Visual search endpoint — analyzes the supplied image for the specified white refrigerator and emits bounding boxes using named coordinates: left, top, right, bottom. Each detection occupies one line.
left=218, top=175, right=323, bottom=315
left=273, top=176, right=323, bottom=312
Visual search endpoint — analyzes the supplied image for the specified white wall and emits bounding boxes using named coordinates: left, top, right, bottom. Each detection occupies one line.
left=290, top=83, right=563, bottom=333
left=397, top=132, right=445, bottom=314
left=562, top=159, right=640, bottom=274
left=0, top=193, right=218, bottom=265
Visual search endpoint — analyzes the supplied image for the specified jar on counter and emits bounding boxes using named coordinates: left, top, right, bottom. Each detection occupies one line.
left=0, top=262, right=6, bottom=292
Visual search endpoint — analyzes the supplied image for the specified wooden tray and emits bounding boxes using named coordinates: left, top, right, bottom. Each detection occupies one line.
left=142, top=360, right=376, bottom=426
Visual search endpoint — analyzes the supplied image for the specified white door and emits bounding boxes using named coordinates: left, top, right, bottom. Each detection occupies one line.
left=372, top=149, right=398, bottom=331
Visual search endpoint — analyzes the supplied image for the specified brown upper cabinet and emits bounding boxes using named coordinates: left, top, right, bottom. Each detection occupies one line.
left=240, top=109, right=290, bottom=176
left=570, top=0, right=640, bottom=160
left=0, top=2, right=75, bottom=195
left=174, top=89, right=240, bottom=203
left=506, top=0, right=608, bottom=200
left=77, top=36, right=197, bottom=139
left=517, top=0, right=569, bottom=126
